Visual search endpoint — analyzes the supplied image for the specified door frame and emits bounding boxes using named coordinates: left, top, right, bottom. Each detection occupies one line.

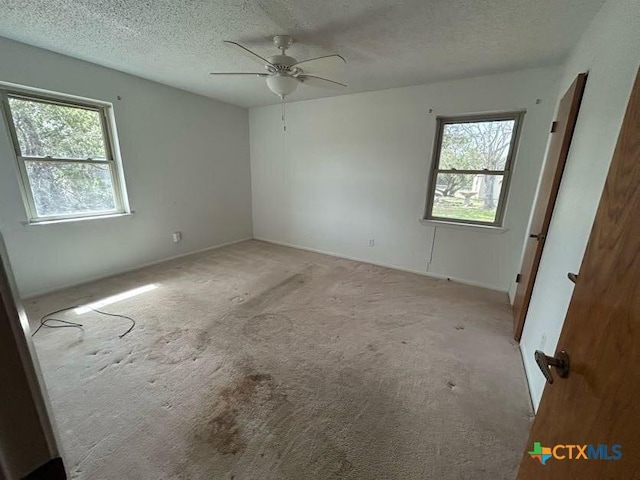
left=0, top=231, right=66, bottom=477
left=513, top=73, right=587, bottom=340
left=517, top=65, right=640, bottom=478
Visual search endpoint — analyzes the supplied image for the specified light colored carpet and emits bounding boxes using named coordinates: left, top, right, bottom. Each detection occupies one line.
left=26, top=240, right=532, bottom=479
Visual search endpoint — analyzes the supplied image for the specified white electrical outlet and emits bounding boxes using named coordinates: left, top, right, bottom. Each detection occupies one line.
left=368, top=239, right=375, bottom=247
left=172, top=231, right=182, bottom=243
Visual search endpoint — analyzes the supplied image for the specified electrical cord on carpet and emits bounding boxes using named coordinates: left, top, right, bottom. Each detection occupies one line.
left=30, top=305, right=136, bottom=339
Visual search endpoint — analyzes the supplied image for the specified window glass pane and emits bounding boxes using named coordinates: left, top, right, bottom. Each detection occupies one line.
left=432, top=173, right=505, bottom=223
left=8, top=97, right=107, bottom=160
left=25, top=161, right=117, bottom=217
left=440, top=120, right=515, bottom=171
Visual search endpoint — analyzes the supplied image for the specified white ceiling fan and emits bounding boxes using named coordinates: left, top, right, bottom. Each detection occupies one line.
left=210, top=35, right=347, bottom=99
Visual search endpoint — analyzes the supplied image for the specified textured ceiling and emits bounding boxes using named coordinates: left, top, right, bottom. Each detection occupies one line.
left=0, top=0, right=604, bottom=108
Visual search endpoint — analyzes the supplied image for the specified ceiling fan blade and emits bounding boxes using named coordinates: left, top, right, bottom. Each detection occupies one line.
left=298, top=75, right=347, bottom=90
left=209, top=72, right=269, bottom=77
left=292, top=54, right=346, bottom=74
left=223, top=41, right=274, bottom=67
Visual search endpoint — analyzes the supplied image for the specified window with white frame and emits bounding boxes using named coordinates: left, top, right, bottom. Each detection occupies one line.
left=1, top=89, right=128, bottom=223
left=424, top=112, right=524, bottom=226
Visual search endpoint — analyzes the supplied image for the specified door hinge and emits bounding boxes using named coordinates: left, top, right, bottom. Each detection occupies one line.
left=550, top=121, right=558, bottom=133
left=516, top=273, right=521, bottom=283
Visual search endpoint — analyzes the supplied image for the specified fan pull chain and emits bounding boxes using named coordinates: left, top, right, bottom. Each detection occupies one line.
left=281, top=96, right=287, bottom=132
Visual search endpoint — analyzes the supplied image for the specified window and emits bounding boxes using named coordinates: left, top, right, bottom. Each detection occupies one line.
left=424, top=112, right=524, bottom=226
left=1, top=89, right=128, bottom=223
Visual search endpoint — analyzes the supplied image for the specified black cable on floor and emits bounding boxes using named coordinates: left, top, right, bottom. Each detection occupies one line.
left=90, top=308, right=136, bottom=338
left=31, top=305, right=135, bottom=339
left=30, top=305, right=82, bottom=337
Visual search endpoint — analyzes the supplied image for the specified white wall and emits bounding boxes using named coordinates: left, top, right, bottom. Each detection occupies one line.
left=0, top=38, right=253, bottom=297
left=519, top=0, right=640, bottom=410
left=250, top=67, right=560, bottom=291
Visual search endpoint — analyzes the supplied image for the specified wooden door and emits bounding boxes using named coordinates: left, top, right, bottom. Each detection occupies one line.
left=0, top=232, right=62, bottom=477
left=517, top=68, right=640, bottom=479
left=513, top=73, right=587, bottom=340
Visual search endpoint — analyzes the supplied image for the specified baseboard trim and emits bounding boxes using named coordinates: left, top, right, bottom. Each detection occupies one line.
left=254, top=237, right=507, bottom=293
left=519, top=342, right=538, bottom=414
left=25, top=236, right=507, bottom=298
left=23, top=237, right=253, bottom=299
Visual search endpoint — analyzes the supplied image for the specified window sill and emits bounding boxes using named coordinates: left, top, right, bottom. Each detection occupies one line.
left=419, top=218, right=508, bottom=234
left=23, top=212, right=134, bottom=226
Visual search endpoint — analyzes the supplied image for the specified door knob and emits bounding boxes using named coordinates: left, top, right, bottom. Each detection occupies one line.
left=529, top=232, right=547, bottom=241
left=535, top=350, right=570, bottom=384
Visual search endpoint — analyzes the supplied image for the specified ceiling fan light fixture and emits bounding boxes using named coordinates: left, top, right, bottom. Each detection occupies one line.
left=211, top=36, right=347, bottom=99
left=266, top=73, right=299, bottom=98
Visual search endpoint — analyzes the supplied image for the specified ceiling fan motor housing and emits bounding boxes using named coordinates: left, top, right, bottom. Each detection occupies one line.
left=268, top=55, right=297, bottom=70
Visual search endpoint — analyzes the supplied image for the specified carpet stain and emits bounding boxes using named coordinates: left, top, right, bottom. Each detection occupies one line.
left=222, top=373, right=272, bottom=401
left=208, top=410, right=243, bottom=455
left=197, top=373, right=279, bottom=456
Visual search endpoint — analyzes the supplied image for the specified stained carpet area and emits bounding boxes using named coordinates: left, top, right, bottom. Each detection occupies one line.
left=26, top=240, right=532, bottom=479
